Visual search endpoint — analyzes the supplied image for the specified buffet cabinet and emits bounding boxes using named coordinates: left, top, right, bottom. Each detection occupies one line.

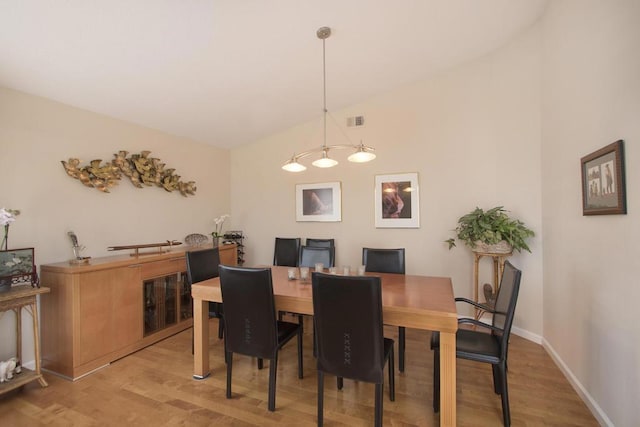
left=40, top=244, right=236, bottom=380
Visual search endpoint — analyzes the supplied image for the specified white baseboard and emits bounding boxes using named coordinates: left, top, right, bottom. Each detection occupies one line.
left=542, top=339, right=612, bottom=427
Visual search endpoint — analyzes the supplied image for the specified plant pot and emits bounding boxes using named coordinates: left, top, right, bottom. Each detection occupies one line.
left=471, top=240, right=512, bottom=254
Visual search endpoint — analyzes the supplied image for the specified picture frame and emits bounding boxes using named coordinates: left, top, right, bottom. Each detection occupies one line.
left=0, top=247, right=38, bottom=287
left=374, top=172, right=420, bottom=228
left=296, top=181, right=342, bottom=222
left=581, top=140, right=626, bottom=215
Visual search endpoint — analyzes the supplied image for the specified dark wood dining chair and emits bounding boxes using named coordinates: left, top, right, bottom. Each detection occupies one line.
left=431, top=261, right=522, bottom=426
left=185, top=247, right=224, bottom=344
left=219, top=265, right=303, bottom=412
left=273, top=237, right=301, bottom=267
left=362, top=247, right=407, bottom=372
left=312, top=272, right=395, bottom=427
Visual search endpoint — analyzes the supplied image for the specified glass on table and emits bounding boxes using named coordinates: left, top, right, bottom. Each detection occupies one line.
left=357, top=265, right=366, bottom=276
left=315, top=262, right=324, bottom=272
left=287, top=267, right=297, bottom=280
left=328, top=266, right=337, bottom=274
left=342, top=266, right=351, bottom=275
left=299, top=267, right=310, bottom=282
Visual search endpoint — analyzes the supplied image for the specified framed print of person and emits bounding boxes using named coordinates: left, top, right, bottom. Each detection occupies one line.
left=374, top=173, right=420, bottom=228
left=296, top=182, right=342, bottom=222
left=580, top=140, right=626, bottom=215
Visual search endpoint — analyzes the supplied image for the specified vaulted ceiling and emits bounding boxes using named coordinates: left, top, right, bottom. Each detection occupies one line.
left=0, top=0, right=547, bottom=148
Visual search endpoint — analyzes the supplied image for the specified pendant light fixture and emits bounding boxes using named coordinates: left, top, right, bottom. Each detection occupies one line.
left=282, top=26, right=376, bottom=172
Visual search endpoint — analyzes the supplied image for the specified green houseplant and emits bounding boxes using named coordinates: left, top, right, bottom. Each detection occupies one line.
left=445, top=206, right=535, bottom=253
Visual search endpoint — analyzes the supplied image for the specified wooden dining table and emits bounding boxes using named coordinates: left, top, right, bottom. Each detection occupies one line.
left=191, top=266, right=459, bottom=426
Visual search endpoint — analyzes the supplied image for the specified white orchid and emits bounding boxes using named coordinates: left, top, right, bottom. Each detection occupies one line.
left=212, top=214, right=230, bottom=238
left=0, top=208, right=20, bottom=227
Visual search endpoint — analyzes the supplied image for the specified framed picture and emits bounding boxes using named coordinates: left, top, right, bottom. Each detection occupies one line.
left=581, top=140, right=626, bottom=215
left=0, top=247, right=38, bottom=286
left=374, top=173, right=420, bottom=228
left=296, top=182, right=342, bottom=222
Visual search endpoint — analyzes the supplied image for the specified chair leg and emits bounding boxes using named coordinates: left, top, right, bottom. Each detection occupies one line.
left=297, top=329, right=304, bottom=379
left=218, top=317, right=224, bottom=339
left=398, top=326, right=406, bottom=373
left=337, top=376, right=343, bottom=390
left=433, top=348, right=440, bottom=412
left=268, top=356, right=278, bottom=412
left=374, top=383, right=383, bottom=427
left=317, top=370, right=324, bottom=426
left=499, top=361, right=511, bottom=426
left=258, top=358, right=264, bottom=369
left=388, top=344, right=395, bottom=402
left=226, top=352, right=233, bottom=399
left=492, top=364, right=501, bottom=394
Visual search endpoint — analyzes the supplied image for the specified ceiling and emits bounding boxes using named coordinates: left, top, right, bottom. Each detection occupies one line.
left=0, top=1, right=548, bottom=149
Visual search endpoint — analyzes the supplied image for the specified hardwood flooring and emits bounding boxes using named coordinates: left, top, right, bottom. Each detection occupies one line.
left=0, top=319, right=598, bottom=426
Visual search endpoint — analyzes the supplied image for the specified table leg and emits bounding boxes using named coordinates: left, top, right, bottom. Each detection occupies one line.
left=193, top=298, right=210, bottom=379
left=439, top=331, right=457, bottom=426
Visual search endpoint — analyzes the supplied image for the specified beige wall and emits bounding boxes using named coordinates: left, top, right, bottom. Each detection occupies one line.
left=0, top=87, right=230, bottom=363
left=541, top=1, right=640, bottom=425
left=231, top=24, right=544, bottom=337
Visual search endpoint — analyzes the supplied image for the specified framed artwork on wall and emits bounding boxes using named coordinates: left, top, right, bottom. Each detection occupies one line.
left=580, top=140, right=626, bottom=215
left=374, top=172, right=420, bottom=228
left=296, top=181, right=342, bottom=222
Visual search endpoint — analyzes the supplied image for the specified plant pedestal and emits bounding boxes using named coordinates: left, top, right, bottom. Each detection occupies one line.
left=472, top=250, right=511, bottom=320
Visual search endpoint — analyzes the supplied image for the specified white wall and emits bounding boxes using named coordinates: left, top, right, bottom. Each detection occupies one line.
left=541, top=1, right=640, bottom=426
left=0, top=87, right=230, bottom=364
left=231, top=25, right=543, bottom=335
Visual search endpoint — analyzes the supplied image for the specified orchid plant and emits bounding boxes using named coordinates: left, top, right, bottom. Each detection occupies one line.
left=212, top=214, right=230, bottom=239
left=0, top=208, right=20, bottom=251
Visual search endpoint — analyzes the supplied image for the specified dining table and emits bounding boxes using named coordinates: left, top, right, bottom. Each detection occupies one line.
left=191, top=265, right=459, bottom=426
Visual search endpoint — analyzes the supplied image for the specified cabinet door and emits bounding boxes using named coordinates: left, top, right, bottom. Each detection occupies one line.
left=111, top=265, right=142, bottom=351
left=78, top=266, right=141, bottom=365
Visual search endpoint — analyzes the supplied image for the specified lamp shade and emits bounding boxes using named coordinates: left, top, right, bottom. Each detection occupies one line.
left=282, top=159, right=307, bottom=172
left=348, top=149, right=376, bottom=163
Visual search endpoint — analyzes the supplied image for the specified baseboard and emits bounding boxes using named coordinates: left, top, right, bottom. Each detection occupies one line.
left=466, top=315, right=610, bottom=425
left=542, top=339, right=613, bottom=427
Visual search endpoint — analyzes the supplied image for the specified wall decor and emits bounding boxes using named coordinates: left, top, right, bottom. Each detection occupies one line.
left=581, top=140, right=626, bottom=215
left=0, top=248, right=38, bottom=291
left=374, top=172, right=420, bottom=228
left=108, top=240, right=182, bottom=257
left=296, top=182, right=342, bottom=222
left=61, top=150, right=197, bottom=196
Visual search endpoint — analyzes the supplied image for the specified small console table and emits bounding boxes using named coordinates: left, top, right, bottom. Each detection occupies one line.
left=473, top=250, right=511, bottom=319
left=0, top=285, right=50, bottom=395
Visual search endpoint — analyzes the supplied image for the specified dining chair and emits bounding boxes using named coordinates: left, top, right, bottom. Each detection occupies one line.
left=299, top=245, right=335, bottom=268
left=185, top=247, right=224, bottom=340
left=312, top=272, right=395, bottom=427
left=431, top=261, right=522, bottom=426
left=362, top=247, right=407, bottom=372
left=273, top=237, right=301, bottom=267
left=219, top=265, right=303, bottom=412
left=306, top=238, right=335, bottom=248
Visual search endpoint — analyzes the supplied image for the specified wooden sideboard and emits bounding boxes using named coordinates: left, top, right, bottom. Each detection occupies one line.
left=39, top=243, right=236, bottom=380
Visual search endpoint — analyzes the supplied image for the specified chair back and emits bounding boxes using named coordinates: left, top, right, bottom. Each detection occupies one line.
left=273, top=237, right=301, bottom=267
left=312, top=273, right=386, bottom=383
left=219, top=266, right=278, bottom=359
left=362, top=248, right=405, bottom=274
left=491, top=261, right=522, bottom=357
left=185, top=247, right=220, bottom=284
left=306, top=238, right=335, bottom=248
left=299, top=245, right=335, bottom=268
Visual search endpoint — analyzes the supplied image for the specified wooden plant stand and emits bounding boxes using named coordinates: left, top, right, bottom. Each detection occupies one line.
left=0, top=285, right=50, bottom=395
left=472, top=251, right=511, bottom=320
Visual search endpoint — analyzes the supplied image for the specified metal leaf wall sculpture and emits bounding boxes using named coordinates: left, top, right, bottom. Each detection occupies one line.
left=61, top=150, right=197, bottom=196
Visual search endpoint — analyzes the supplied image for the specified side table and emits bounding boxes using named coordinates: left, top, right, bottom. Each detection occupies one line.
left=0, top=285, right=50, bottom=395
left=473, top=251, right=511, bottom=319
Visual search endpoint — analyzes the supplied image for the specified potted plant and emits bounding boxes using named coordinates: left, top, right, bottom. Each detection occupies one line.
left=445, top=206, right=534, bottom=254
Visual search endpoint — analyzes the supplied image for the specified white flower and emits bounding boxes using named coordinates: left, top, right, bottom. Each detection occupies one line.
left=212, top=214, right=230, bottom=237
left=0, top=208, right=19, bottom=226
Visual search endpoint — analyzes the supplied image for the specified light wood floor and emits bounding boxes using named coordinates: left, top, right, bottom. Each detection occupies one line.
left=0, top=319, right=598, bottom=426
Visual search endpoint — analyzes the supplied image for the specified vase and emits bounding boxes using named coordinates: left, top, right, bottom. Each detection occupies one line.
left=212, top=237, right=220, bottom=247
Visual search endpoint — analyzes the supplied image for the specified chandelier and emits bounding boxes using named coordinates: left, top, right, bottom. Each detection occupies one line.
left=282, top=27, right=376, bottom=172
